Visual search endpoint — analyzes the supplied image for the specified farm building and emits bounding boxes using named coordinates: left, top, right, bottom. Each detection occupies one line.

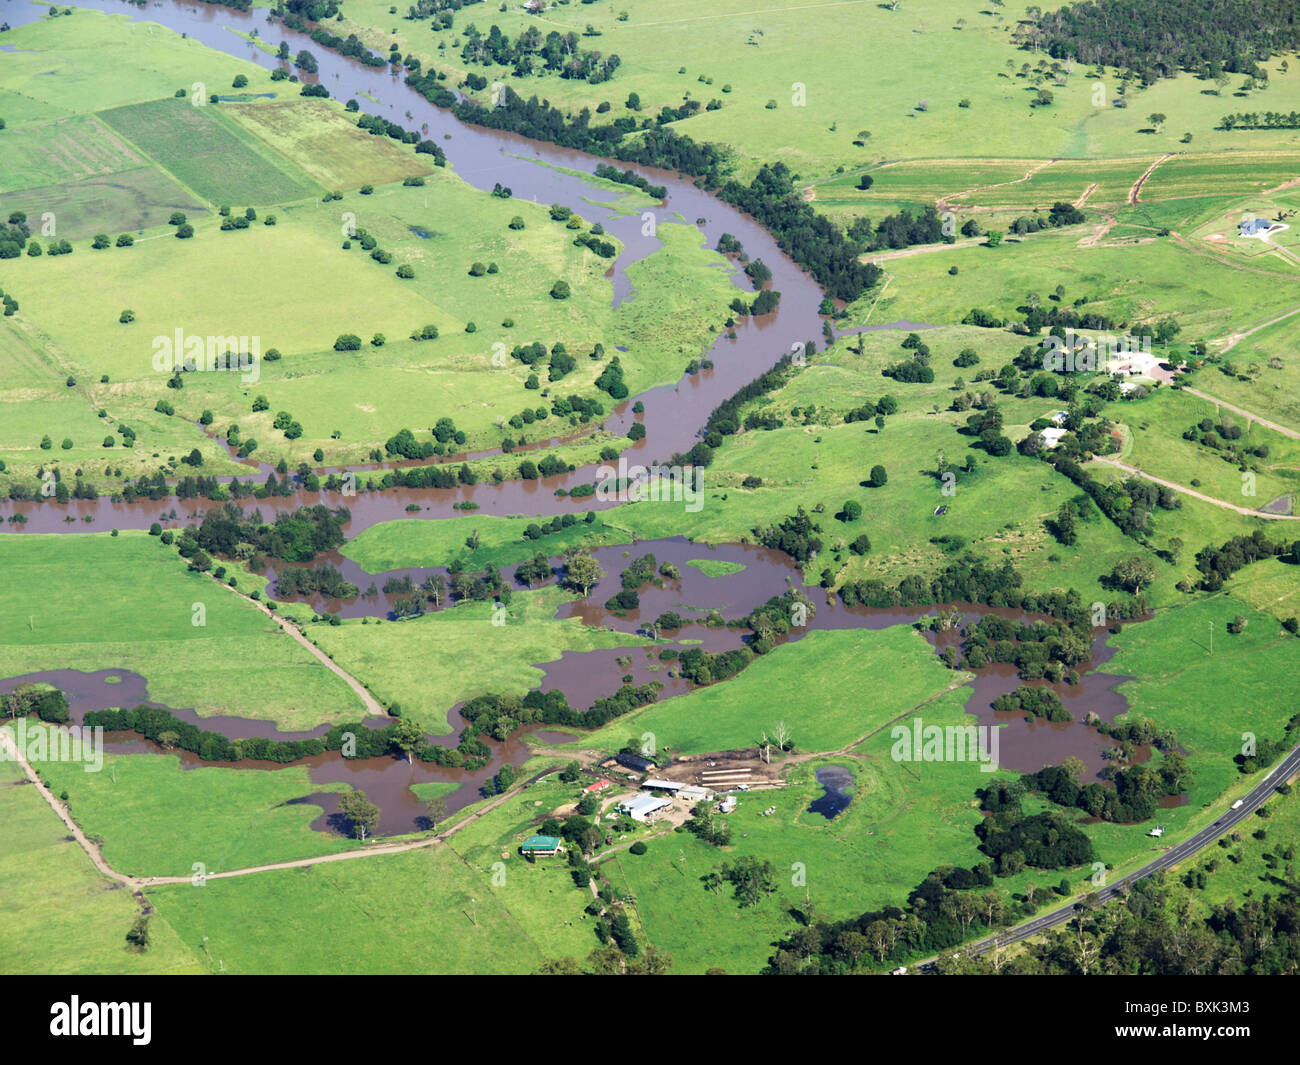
left=520, top=834, right=563, bottom=857
left=614, top=751, right=655, bottom=773
left=1239, top=217, right=1272, bottom=238
left=619, top=794, right=672, bottom=823
left=642, top=779, right=687, bottom=793
left=583, top=779, right=613, bottom=794
left=679, top=785, right=713, bottom=802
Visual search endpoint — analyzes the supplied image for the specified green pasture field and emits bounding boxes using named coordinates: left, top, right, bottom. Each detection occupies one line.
left=97, top=97, right=319, bottom=206
left=0, top=113, right=146, bottom=193
left=342, top=514, right=633, bottom=573
left=221, top=97, right=436, bottom=191
left=579, top=625, right=966, bottom=758
left=860, top=223, right=1300, bottom=344
left=1188, top=314, right=1300, bottom=434
left=337, top=0, right=1300, bottom=183
left=0, top=533, right=367, bottom=730
left=0, top=760, right=204, bottom=975
left=34, top=744, right=354, bottom=878
left=684, top=558, right=746, bottom=577
left=1109, top=386, right=1300, bottom=507
left=1140, top=152, right=1300, bottom=202
left=1100, top=596, right=1299, bottom=812
left=0, top=10, right=267, bottom=127
left=305, top=586, right=648, bottom=735
left=144, top=769, right=597, bottom=973
left=1216, top=558, right=1300, bottom=624
left=0, top=167, right=207, bottom=241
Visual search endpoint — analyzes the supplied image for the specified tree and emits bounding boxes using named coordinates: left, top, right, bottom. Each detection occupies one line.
left=1109, top=555, right=1155, bottom=596
left=867, top=464, right=888, bottom=487
left=392, top=718, right=423, bottom=764
left=1148, top=112, right=1166, bottom=133
left=232, top=74, right=249, bottom=89
left=840, top=499, right=862, bottom=522
left=338, top=790, right=380, bottom=840
left=562, top=551, right=604, bottom=596
left=550, top=280, right=571, bottom=300
left=424, top=796, right=448, bottom=832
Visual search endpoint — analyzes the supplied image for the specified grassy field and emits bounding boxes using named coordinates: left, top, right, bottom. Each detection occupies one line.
left=1217, top=558, right=1300, bottom=624
left=1109, top=386, right=1300, bottom=508
left=0, top=760, right=204, bottom=975
left=222, top=97, right=435, bottom=191
left=337, top=0, right=1300, bottom=183
left=34, top=744, right=354, bottom=878
left=97, top=97, right=319, bottom=206
left=307, top=586, right=648, bottom=734
left=1100, top=595, right=1300, bottom=812
left=0, top=533, right=366, bottom=729
left=342, top=513, right=634, bottom=573
left=1191, top=313, right=1300, bottom=435
left=143, top=769, right=597, bottom=973
left=0, top=10, right=269, bottom=127
left=579, top=625, right=965, bottom=758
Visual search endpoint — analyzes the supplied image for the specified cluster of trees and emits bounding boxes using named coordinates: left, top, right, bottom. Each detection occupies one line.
left=848, top=204, right=946, bottom=252
left=717, top=163, right=880, bottom=302
left=604, top=552, right=658, bottom=610
left=677, top=646, right=753, bottom=686
left=276, top=564, right=359, bottom=599
left=1027, top=0, right=1300, bottom=84
left=976, top=805, right=1096, bottom=873
left=1017, top=753, right=1192, bottom=824
left=739, top=590, right=815, bottom=654
left=593, top=163, right=666, bottom=199
left=2, top=684, right=70, bottom=724
left=961, top=614, right=1093, bottom=681
left=764, top=861, right=1022, bottom=973
left=458, top=681, right=662, bottom=742
left=1194, top=530, right=1296, bottom=592
left=991, top=685, right=1072, bottom=722
left=841, top=554, right=1149, bottom=625
left=384, top=419, right=467, bottom=459
left=753, top=507, right=824, bottom=563
left=0, top=213, right=30, bottom=258
left=458, top=23, right=621, bottom=83
left=186, top=503, right=350, bottom=563
left=1220, top=111, right=1300, bottom=130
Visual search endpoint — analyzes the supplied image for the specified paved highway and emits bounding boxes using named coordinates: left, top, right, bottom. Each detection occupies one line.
left=914, top=743, right=1300, bottom=972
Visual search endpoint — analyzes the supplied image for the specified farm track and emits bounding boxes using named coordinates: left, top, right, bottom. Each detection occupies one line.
left=1093, top=456, right=1300, bottom=518
left=1128, top=153, right=1173, bottom=205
